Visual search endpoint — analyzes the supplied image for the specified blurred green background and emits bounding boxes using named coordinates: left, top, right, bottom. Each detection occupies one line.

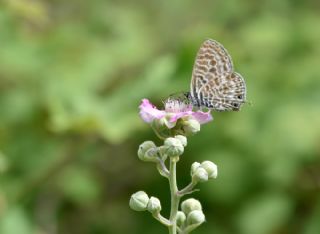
left=1, top=0, right=320, bottom=233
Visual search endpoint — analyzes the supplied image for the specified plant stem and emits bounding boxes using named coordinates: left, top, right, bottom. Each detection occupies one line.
left=168, top=157, right=180, bottom=234
left=153, top=213, right=171, bottom=226
left=157, top=157, right=170, bottom=177
left=178, top=181, right=198, bottom=197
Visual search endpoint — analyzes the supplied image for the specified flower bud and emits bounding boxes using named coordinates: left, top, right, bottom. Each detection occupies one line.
left=147, top=196, right=162, bottom=214
left=181, top=198, right=202, bottom=215
left=164, top=137, right=184, bottom=157
left=158, top=146, right=168, bottom=161
left=187, top=210, right=205, bottom=225
left=192, top=167, right=209, bottom=183
left=182, top=118, right=200, bottom=135
left=138, top=141, right=158, bottom=162
left=174, top=135, right=187, bottom=147
left=129, top=191, right=149, bottom=211
left=190, top=162, right=201, bottom=176
left=201, top=161, right=218, bottom=179
left=159, top=114, right=176, bottom=129
left=176, top=211, right=186, bottom=226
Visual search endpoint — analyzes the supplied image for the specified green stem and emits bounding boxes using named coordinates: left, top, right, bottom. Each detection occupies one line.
left=178, top=181, right=198, bottom=197
left=168, top=157, right=180, bottom=234
left=151, top=124, right=166, bottom=140
left=153, top=213, right=171, bottom=226
left=157, top=157, right=170, bottom=177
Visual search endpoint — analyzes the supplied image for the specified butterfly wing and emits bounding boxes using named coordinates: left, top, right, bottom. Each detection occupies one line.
left=190, top=39, right=246, bottom=111
left=213, top=72, right=246, bottom=111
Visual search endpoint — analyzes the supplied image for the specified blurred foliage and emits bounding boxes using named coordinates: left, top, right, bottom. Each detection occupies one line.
left=0, top=0, right=320, bottom=233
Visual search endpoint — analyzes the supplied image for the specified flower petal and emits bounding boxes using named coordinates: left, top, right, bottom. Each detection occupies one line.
left=139, top=99, right=166, bottom=123
left=161, top=115, right=177, bottom=129
left=192, top=111, right=213, bottom=124
left=169, top=111, right=192, bottom=123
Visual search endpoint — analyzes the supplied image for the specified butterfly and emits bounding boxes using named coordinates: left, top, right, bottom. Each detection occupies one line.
left=184, top=39, right=247, bottom=111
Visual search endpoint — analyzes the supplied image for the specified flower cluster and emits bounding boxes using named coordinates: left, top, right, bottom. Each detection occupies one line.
left=130, top=192, right=207, bottom=232
left=130, top=99, right=217, bottom=234
left=191, top=161, right=218, bottom=183
left=129, top=191, right=162, bottom=214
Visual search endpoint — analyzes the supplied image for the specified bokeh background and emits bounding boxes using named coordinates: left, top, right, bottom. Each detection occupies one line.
left=1, top=0, right=320, bottom=233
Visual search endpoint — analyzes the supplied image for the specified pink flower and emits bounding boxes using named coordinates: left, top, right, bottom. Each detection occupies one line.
left=139, top=99, right=213, bottom=128
left=139, top=99, right=166, bottom=123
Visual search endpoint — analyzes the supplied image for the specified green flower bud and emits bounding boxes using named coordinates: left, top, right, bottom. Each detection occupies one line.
left=192, top=167, right=209, bottom=183
left=201, top=161, right=218, bottom=179
left=138, top=141, right=158, bottom=162
left=176, top=211, right=186, bottom=226
left=158, top=146, right=168, bottom=161
left=129, top=191, right=149, bottom=211
left=147, top=196, right=162, bottom=214
left=181, top=198, right=202, bottom=215
left=164, top=137, right=184, bottom=157
left=182, top=118, right=200, bottom=135
left=159, top=114, right=176, bottom=129
left=174, top=135, right=187, bottom=147
left=190, top=162, right=201, bottom=176
left=187, top=210, right=205, bottom=225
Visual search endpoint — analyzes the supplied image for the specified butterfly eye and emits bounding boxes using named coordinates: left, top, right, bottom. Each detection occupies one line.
left=232, top=103, right=239, bottom=108
left=237, top=95, right=242, bottom=99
